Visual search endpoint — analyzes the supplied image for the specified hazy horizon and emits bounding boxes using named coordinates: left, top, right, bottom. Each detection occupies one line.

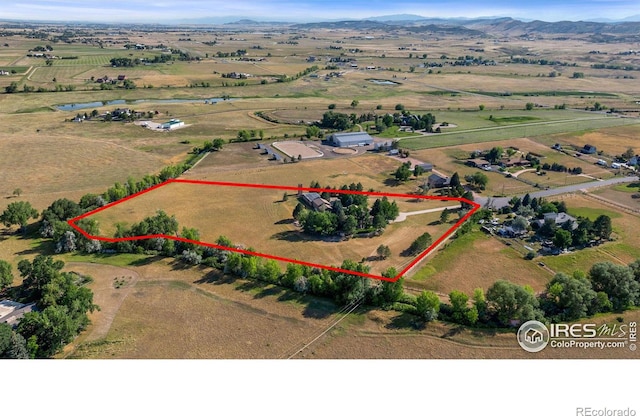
left=3, top=0, right=640, bottom=24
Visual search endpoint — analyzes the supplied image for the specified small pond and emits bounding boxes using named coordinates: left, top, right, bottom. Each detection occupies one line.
left=368, top=79, right=400, bottom=85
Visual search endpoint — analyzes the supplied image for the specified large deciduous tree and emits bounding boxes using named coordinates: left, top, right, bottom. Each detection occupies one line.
left=0, top=260, right=13, bottom=290
left=593, top=215, right=612, bottom=241
left=407, top=232, right=432, bottom=256
left=486, top=280, right=543, bottom=326
left=589, top=262, right=639, bottom=312
left=416, top=290, right=440, bottom=322
left=540, top=273, right=598, bottom=321
left=0, top=201, right=38, bottom=233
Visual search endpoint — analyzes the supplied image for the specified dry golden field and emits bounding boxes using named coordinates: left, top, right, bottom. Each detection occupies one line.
left=63, top=256, right=639, bottom=359
left=86, top=161, right=456, bottom=277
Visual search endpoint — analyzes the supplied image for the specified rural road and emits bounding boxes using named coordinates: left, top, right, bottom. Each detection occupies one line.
left=393, top=205, right=462, bottom=222
left=475, top=175, right=639, bottom=209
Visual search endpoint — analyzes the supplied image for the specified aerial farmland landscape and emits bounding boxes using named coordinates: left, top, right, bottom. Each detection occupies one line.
left=3, top=0, right=640, bottom=388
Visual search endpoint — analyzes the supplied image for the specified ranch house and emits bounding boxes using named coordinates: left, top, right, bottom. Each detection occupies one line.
left=326, top=132, right=373, bottom=147
left=467, top=158, right=490, bottom=169
left=534, top=212, right=578, bottom=230
left=427, top=173, right=451, bottom=189
left=299, top=192, right=331, bottom=212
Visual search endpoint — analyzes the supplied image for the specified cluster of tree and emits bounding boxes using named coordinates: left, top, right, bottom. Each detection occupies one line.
left=501, top=195, right=612, bottom=249
left=392, top=161, right=424, bottom=182
left=192, top=138, right=225, bottom=153
left=393, top=162, right=414, bottom=182
left=444, top=172, right=475, bottom=205
left=145, top=54, right=173, bottom=64
left=540, top=162, right=582, bottom=175
left=484, top=146, right=504, bottom=164
left=214, top=49, right=247, bottom=58
left=405, top=232, right=433, bottom=256
left=170, top=49, right=199, bottom=61
left=592, top=63, right=637, bottom=71
left=110, top=57, right=139, bottom=67
left=586, top=101, right=607, bottom=111
left=0, top=201, right=38, bottom=234
left=305, top=125, right=323, bottom=139
left=30, top=45, right=53, bottom=52
left=446, top=55, right=496, bottom=66
left=5, top=81, right=76, bottom=94
left=293, top=183, right=399, bottom=237
left=507, top=57, right=573, bottom=66
left=233, top=129, right=264, bottom=142
left=318, top=111, right=353, bottom=131
left=0, top=255, right=98, bottom=358
left=464, top=172, right=489, bottom=191
left=398, top=111, right=437, bottom=132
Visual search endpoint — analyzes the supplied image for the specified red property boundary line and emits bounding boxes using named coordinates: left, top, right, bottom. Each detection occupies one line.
left=67, top=179, right=480, bottom=282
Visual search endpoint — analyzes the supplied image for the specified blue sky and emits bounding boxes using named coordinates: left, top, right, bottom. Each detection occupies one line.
left=4, top=0, right=640, bottom=23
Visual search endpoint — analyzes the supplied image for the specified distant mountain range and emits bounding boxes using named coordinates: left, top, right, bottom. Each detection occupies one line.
left=5, top=14, right=640, bottom=36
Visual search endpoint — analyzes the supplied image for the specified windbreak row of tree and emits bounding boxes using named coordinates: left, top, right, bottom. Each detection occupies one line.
left=0, top=255, right=98, bottom=358
left=109, top=51, right=192, bottom=68
left=5, top=81, right=77, bottom=94
left=274, top=65, right=318, bottom=83
left=316, top=109, right=438, bottom=134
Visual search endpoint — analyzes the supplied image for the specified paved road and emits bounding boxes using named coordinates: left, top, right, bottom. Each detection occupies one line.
left=475, top=175, right=639, bottom=209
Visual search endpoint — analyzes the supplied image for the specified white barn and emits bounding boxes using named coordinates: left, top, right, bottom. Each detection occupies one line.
left=327, top=132, right=373, bottom=147
left=160, top=119, right=185, bottom=130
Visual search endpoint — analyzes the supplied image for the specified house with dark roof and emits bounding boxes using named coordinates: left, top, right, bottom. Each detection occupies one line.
left=427, top=173, right=451, bottom=189
left=581, top=144, right=597, bottom=154
left=500, top=157, right=531, bottom=168
left=300, top=192, right=331, bottom=211
left=326, top=132, right=373, bottom=147
left=467, top=158, right=490, bottom=168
